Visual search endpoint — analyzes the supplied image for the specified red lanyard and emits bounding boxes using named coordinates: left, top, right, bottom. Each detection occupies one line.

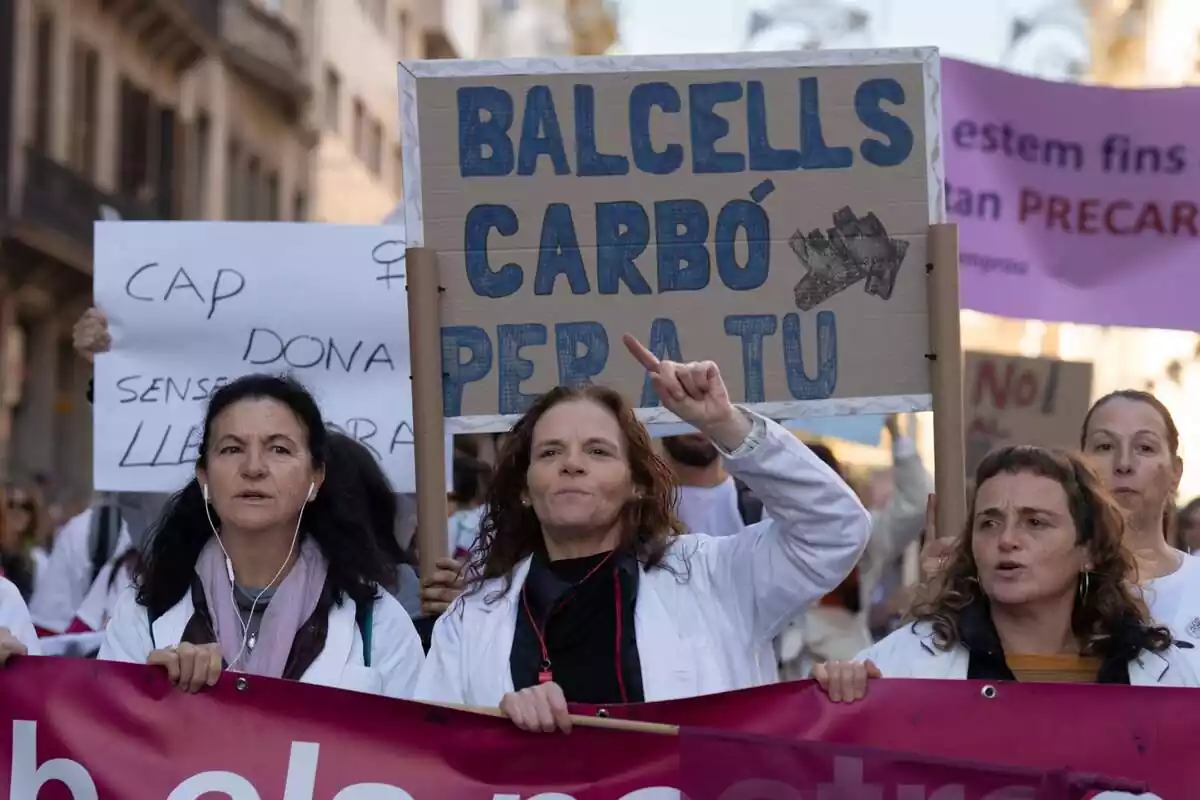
left=521, top=551, right=627, bottom=702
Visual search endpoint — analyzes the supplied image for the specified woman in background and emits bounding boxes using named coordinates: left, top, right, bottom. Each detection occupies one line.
left=1079, top=390, right=1200, bottom=663
left=325, top=431, right=465, bottom=621
left=447, top=451, right=490, bottom=559
left=1, top=482, right=51, bottom=599
left=815, top=446, right=1196, bottom=701
left=326, top=431, right=423, bottom=616
left=1178, top=497, right=1200, bottom=555
left=776, top=414, right=931, bottom=678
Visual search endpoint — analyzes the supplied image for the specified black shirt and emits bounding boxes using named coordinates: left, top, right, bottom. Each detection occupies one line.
left=510, top=550, right=645, bottom=705
left=959, top=599, right=1132, bottom=684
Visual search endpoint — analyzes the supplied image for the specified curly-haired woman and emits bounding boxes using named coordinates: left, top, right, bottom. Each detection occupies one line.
left=815, top=446, right=1198, bottom=702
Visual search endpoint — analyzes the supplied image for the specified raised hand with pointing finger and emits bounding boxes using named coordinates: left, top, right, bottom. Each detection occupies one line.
left=622, top=334, right=752, bottom=452
left=419, top=330, right=871, bottom=719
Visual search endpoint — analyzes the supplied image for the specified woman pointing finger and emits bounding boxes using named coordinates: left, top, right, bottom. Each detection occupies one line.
left=416, top=335, right=871, bottom=727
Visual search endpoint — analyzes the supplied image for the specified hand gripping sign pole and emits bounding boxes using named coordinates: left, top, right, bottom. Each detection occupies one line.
left=926, top=223, right=967, bottom=544
left=405, top=247, right=449, bottom=605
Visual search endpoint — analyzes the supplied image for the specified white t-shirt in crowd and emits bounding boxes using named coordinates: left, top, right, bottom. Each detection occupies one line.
left=73, top=559, right=135, bottom=633
left=0, top=576, right=40, bottom=654
left=447, top=506, right=485, bottom=557
left=27, top=508, right=130, bottom=634
left=1143, top=552, right=1200, bottom=641
left=676, top=478, right=745, bottom=538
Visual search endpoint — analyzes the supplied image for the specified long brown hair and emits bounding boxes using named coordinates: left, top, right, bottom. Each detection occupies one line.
left=911, top=445, right=1173, bottom=656
left=1, top=481, right=49, bottom=551
left=0, top=482, right=47, bottom=600
left=465, top=384, right=685, bottom=603
left=1080, top=389, right=1180, bottom=544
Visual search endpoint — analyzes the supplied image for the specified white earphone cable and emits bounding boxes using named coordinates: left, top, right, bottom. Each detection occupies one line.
left=201, top=481, right=312, bottom=670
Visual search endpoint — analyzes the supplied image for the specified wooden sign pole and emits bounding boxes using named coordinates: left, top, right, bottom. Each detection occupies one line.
left=405, top=247, right=449, bottom=602
left=926, top=223, right=967, bottom=541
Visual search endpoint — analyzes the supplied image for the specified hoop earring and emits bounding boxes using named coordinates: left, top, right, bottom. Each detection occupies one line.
left=1077, top=571, right=1090, bottom=603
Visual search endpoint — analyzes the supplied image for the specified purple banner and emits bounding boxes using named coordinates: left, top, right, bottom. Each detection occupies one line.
left=945, top=58, right=1200, bottom=331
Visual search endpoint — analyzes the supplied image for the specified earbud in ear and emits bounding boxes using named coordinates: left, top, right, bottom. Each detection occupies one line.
left=307, top=482, right=316, bottom=502
left=201, top=483, right=209, bottom=503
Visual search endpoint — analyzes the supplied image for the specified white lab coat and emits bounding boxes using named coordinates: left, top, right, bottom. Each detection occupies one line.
left=447, top=506, right=485, bottom=557
left=0, top=577, right=41, bottom=655
left=72, top=557, right=134, bottom=632
left=777, top=436, right=932, bottom=677
left=857, top=621, right=1200, bottom=687
left=27, top=508, right=130, bottom=633
left=415, top=413, right=871, bottom=706
left=98, top=584, right=426, bottom=698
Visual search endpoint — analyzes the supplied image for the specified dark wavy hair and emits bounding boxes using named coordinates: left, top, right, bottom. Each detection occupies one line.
left=325, top=430, right=410, bottom=574
left=134, top=374, right=391, bottom=618
left=1080, top=389, right=1181, bottom=541
left=465, top=384, right=685, bottom=602
left=910, top=445, right=1173, bottom=657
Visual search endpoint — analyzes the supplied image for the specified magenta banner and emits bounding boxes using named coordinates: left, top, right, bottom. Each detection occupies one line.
left=577, top=677, right=1197, bottom=797
left=945, top=58, right=1200, bottom=331
left=0, top=659, right=1143, bottom=799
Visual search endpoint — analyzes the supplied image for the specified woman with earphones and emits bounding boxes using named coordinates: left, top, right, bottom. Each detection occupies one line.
left=98, top=374, right=425, bottom=697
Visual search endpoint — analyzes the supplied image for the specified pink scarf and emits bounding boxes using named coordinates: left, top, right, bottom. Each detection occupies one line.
left=195, top=535, right=327, bottom=678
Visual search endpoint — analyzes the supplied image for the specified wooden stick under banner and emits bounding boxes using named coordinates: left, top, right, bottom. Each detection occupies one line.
left=429, top=702, right=680, bottom=736
left=926, top=223, right=967, bottom=541
left=405, top=247, right=449, bottom=596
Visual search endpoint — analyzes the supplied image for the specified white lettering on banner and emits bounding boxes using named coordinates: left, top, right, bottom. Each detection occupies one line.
left=715, top=778, right=801, bottom=799
left=283, top=742, right=319, bottom=800
left=334, top=785, right=419, bottom=799
left=168, top=772, right=261, bottom=799
left=6, top=721, right=1158, bottom=799
left=10, top=721, right=99, bottom=800
left=492, top=792, right=679, bottom=800
left=92, top=223, right=450, bottom=495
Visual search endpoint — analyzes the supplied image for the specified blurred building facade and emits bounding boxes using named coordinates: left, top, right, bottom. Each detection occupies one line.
left=0, top=0, right=317, bottom=500
left=476, top=0, right=617, bottom=58
left=318, top=0, right=617, bottom=225
left=0, top=0, right=616, bottom=500
left=311, top=0, right=472, bottom=224
left=1089, top=0, right=1200, bottom=86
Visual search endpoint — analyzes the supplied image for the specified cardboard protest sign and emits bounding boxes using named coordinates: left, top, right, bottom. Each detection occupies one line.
left=399, top=50, right=946, bottom=432
left=964, top=351, right=1094, bottom=475
left=648, top=415, right=886, bottom=446
left=92, top=222, right=440, bottom=493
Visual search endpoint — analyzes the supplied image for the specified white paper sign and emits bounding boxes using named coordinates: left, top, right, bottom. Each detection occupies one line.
left=93, top=222, right=431, bottom=494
